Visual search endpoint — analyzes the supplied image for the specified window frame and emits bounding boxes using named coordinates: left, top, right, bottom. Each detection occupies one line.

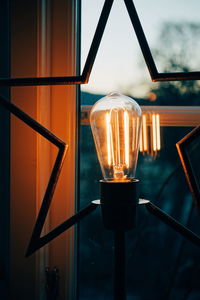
left=0, top=0, right=80, bottom=299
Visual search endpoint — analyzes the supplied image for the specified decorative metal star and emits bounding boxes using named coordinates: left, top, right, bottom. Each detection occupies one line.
left=0, top=95, right=97, bottom=256
left=1, top=0, right=200, bottom=257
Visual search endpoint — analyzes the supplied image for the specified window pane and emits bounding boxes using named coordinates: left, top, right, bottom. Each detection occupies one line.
left=79, top=116, right=200, bottom=299
left=79, top=1, right=200, bottom=299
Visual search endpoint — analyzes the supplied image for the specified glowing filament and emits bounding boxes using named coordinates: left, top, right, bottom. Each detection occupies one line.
left=124, top=110, right=129, bottom=166
left=139, top=133, right=143, bottom=152
left=142, top=114, right=148, bottom=151
left=156, top=114, right=161, bottom=150
left=140, top=114, right=148, bottom=153
left=90, top=92, right=142, bottom=182
left=152, top=114, right=157, bottom=151
left=106, top=112, right=111, bottom=166
left=132, top=118, right=136, bottom=151
left=116, top=112, right=120, bottom=165
left=139, top=118, right=143, bottom=152
left=140, top=113, right=161, bottom=156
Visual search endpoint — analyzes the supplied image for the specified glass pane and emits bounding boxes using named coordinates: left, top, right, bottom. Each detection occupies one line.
left=81, top=0, right=200, bottom=99
left=79, top=1, right=200, bottom=299
left=79, top=116, right=200, bottom=299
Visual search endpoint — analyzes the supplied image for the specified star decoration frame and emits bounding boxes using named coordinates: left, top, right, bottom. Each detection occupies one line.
left=0, top=0, right=200, bottom=88
left=0, top=0, right=200, bottom=257
left=176, top=125, right=200, bottom=209
left=0, top=94, right=98, bottom=256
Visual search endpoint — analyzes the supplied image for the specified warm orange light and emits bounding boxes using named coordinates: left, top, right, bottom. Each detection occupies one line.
left=142, top=114, right=148, bottom=151
left=90, top=92, right=142, bottom=182
left=152, top=114, right=157, bottom=152
left=156, top=114, right=161, bottom=151
left=139, top=134, right=143, bottom=152
left=106, top=112, right=112, bottom=166
left=124, top=110, right=129, bottom=166
left=148, top=92, right=157, bottom=102
left=139, top=112, right=161, bottom=157
left=115, top=112, right=121, bottom=166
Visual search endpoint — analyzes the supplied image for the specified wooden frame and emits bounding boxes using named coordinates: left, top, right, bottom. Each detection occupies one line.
left=0, top=95, right=68, bottom=255
left=176, top=125, right=200, bottom=207
left=0, top=1, right=80, bottom=299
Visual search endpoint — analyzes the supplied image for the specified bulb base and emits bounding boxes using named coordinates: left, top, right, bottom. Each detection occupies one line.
left=100, top=179, right=139, bottom=231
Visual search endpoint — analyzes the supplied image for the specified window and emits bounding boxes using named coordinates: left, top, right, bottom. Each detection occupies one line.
left=1, top=1, right=200, bottom=299
left=79, top=1, right=200, bottom=299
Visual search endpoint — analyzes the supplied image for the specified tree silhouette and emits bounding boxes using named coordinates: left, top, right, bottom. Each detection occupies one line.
left=150, top=22, right=200, bottom=105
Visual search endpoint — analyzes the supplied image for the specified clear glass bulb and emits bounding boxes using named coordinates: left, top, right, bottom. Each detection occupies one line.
left=90, top=92, right=142, bottom=182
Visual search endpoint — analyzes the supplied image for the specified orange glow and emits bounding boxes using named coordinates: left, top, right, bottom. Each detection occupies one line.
left=139, top=129, right=143, bottom=152
left=116, top=112, right=121, bottom=165
left=156, top=114, right=161, bottom=150
left=140, top=114, right=149, bottom=154
left=110, top=122, right=115, bottom=166
left=142, top=114, right=148, bottom=151
left=90, top=92, right=142, bottom=181
left=152, top=114, right=157, bottom=151
left=106, top=112, right=112, bottom=166
left=151, top=113, right=161, bottom=153
left=137, top=112, right=161, bottom=156
left=148, top=92, right=157, bottom=102
left=132, top=117, right=136, bottom=151
left=140, top=116, right=144, bottom=152
left=124, top=110, right=129, bottom=166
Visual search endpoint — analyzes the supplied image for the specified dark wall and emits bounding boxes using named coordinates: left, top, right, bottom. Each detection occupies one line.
left=0, top=0, right=10, bottom=299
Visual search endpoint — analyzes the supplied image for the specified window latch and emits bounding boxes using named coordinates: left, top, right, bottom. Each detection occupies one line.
left=45, top=267, right=59, bottom=300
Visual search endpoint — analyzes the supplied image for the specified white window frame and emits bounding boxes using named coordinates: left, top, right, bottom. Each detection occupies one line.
left=81, top=105, right=200, bottom=127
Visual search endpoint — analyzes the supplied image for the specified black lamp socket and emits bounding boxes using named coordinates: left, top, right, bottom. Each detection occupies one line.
left=100, top=179, right=139, bottom=231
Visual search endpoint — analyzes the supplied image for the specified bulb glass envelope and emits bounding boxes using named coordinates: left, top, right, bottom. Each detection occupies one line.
left=90, top=92, right=142, bottom=182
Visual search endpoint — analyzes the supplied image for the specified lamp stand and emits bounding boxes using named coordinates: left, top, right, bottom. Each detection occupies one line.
left=114, top=230, right=126, bottom=300
left=98, top=180, right=138, bottom=299
left=99, top=179, right=139, bottom=300
left=24, top=175, right=200, bottom=300
left=92, top=179, right=200, bottom=300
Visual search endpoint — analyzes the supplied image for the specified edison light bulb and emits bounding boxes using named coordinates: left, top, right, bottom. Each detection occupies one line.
left=90, top=92, right=142, bottom=182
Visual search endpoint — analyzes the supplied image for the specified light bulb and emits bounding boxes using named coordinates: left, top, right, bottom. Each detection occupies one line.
left=90, top=92, right=142, bottom=182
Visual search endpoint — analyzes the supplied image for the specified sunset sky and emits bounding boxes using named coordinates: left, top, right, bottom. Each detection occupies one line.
left=81, top=0, right=200, bottom=97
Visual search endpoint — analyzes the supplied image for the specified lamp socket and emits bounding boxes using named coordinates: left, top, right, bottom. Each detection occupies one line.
left=100, top=179, right=139, bottom=231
